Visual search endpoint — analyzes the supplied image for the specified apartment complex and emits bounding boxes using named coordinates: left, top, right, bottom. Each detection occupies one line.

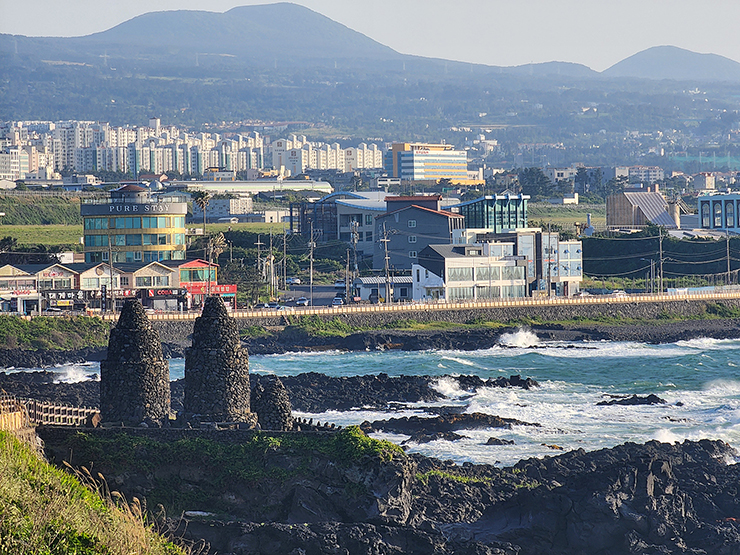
left=1, top=120, right=265, bottom=178
left=271, top=135, right=383, bottom=176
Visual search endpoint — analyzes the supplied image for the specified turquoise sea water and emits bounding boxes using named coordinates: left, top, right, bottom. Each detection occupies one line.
left=14, top=329, right=740, bottom=466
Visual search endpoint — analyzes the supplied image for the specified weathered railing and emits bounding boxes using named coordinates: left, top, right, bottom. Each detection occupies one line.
left=135, top=289, right=740, bottom=321
left=0, top=390, right=98, bottom=429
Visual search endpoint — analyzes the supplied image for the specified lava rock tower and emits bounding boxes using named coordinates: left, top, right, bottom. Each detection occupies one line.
left=185, top=295, right=257, bottom=425
left=100, top=299, right=171, bottom=426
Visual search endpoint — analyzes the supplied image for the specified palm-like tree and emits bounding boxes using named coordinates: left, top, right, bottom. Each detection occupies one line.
left=191, top=190, right=212, bottom=235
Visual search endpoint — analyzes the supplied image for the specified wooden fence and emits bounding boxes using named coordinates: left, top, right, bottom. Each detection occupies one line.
left=0, top=390, right=98, bottom=429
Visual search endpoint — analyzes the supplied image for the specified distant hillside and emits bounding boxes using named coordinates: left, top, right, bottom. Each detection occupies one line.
left=1, top=2, right=401, bottom=70
left=603, top=45, right=740, bottom=82
left=502, top=61, right=597, bottom=78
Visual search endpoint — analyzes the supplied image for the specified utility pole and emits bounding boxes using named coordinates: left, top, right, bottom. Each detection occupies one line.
left=727, top=230, right=731, bottom=286
left=255, top=234, right=264, bottom=282
left=345, top=248, right=351, bottom=300
left=282, top=226, right=287, bottom=291
left=350, top=220, right=359, bottom=278
left=309, top=221, right=315, bottom=307
left=658, top=230, right=663, bottom=294
left=381, top=222, right=391, bottom=303
left=546, top=224, right=552, bottom=297
left=107, top=238, right=115, bottom=314
left=269, top=231, right=275, bottom=299
left=206, top=239, right=213, bottom=296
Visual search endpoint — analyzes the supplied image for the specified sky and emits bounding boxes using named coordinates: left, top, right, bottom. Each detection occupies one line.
left=2, top=0, right=740, bottom=72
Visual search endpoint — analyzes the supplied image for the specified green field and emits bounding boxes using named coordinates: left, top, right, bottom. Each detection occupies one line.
left=527, top=203, right=606, bottom=230
left=0, top=222, right=290, bottom=249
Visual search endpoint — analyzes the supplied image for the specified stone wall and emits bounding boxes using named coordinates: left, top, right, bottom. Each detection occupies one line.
left=184, top=296, right=256, bottom=425
left=153, top=298, right=740, bottom=339
left=100, top=300, right=170, bottom=426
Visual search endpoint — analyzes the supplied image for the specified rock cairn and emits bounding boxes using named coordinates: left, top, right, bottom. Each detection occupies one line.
left=251, top=375, right=294, bottom=431
left=100, top=299, right=170, bottom=426
left=185, top=296, right=257, bottom=426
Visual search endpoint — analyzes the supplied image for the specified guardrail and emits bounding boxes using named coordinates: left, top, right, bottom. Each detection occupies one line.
left=42, top=289, right=740, bottom=322
left=136, top=289, right=740, bottom=321
left=0, top=391, right=98, bottom=429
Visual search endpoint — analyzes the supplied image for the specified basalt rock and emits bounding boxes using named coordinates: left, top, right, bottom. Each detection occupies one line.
left=597, top=394, right=668, bottom=406
left=250, top=375, right=293, bottom=431
left=360, top=413, right=540, bottom=435
left=99, top=299, right=170, bottom=426
left=184, top=296, right=256, bottom=426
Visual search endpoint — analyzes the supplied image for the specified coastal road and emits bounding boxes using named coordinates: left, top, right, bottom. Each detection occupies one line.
left=281, top=285, right=341, bottom=307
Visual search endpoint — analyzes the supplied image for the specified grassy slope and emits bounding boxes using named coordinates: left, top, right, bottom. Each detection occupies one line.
left=0, top=315, right=110, bottom=350
left=0, top=431, right=186, bottom=555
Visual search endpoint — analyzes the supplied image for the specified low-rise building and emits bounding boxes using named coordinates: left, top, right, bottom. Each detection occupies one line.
left=373, top=196, right=465, bottom=271
left=412, top=243, right=527, bottom=301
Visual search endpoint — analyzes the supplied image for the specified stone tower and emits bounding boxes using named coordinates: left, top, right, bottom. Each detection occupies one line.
left=100, top=299, right=171, bottom=426
left=251, top=375, right=294, bottom=431
left=184, top=296, right=256, bottom=424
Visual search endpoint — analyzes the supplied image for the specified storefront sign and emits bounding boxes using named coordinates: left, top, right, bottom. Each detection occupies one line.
left=184, top=284, right=237, bottom=295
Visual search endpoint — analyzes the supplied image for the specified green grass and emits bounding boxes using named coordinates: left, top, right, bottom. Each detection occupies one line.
left=0, top=431, right=186, bottom=555
left=0, top=315, right=110, bottom=350
left=528, top=202, right=606, bottom=229
left=0, top=225, right=84, bottom=249
left=415, top=470, right=492, bottom=486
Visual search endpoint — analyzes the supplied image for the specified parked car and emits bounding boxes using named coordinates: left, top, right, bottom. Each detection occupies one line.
left=334, top=280, right=346, bottom=289
left=267, top=301, right=281, bottom=309
left=331, top=296, right=344, bottom=306
left=295, top=297, right=310, bottom=306
left=286, top=277, right=301, bottom=285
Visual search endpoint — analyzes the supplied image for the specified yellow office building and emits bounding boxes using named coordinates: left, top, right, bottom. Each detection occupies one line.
left=81, top=185, right=188, bottom=264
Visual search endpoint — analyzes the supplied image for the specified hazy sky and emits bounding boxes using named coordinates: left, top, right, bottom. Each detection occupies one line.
left=2, top=0, right=739, bottom=72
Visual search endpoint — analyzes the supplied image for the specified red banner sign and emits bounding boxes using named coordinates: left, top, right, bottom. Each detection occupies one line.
left=184, top=284, right=237, bottom=295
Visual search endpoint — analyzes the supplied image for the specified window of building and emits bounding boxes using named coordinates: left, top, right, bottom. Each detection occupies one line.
left=409, top=251, right=417, bottom=258
left=408, top=235, right=417, bottom=243
left=701, top=203, right=710, bottom=228
left=365, top=231, right=373, bottom=242
left=365, top=214, right=373, bottom=225
left=416, top=269, right=420, bottom=281
left=448, top=267, right=473, bottom=281
left=714, top=202, right=723, bottom=228
left=408, top=219, right=417, bottom=228
left=136, top=275, right=170, bottom=287
left=120, top=276, right=129, bottom=287
left=726, top=202, right=735, bottom=229
left=127, top=234, right=142, bottom=246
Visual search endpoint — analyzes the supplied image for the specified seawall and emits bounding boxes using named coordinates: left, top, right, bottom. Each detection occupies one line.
left=152, top=296, right=740, bottom=344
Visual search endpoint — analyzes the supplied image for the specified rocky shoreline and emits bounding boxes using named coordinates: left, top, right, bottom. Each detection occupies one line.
left=1, top=318, right=738, bottom=371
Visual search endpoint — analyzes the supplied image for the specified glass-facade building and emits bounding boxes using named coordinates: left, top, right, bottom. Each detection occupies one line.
left=81, top=185, right=188, bottom=264
left=452, top=194, right=529, bottom=232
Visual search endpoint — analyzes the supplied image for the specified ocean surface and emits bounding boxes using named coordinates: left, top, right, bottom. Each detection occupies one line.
left=11, top=329, right=740, bottom=467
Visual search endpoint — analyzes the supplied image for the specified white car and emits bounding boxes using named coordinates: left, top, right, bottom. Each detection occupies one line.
left=331, top=296, right=344, bottom=306
left=296, top=297, right=310, bottom=306
left=286, top=277, right=301, bottom=285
